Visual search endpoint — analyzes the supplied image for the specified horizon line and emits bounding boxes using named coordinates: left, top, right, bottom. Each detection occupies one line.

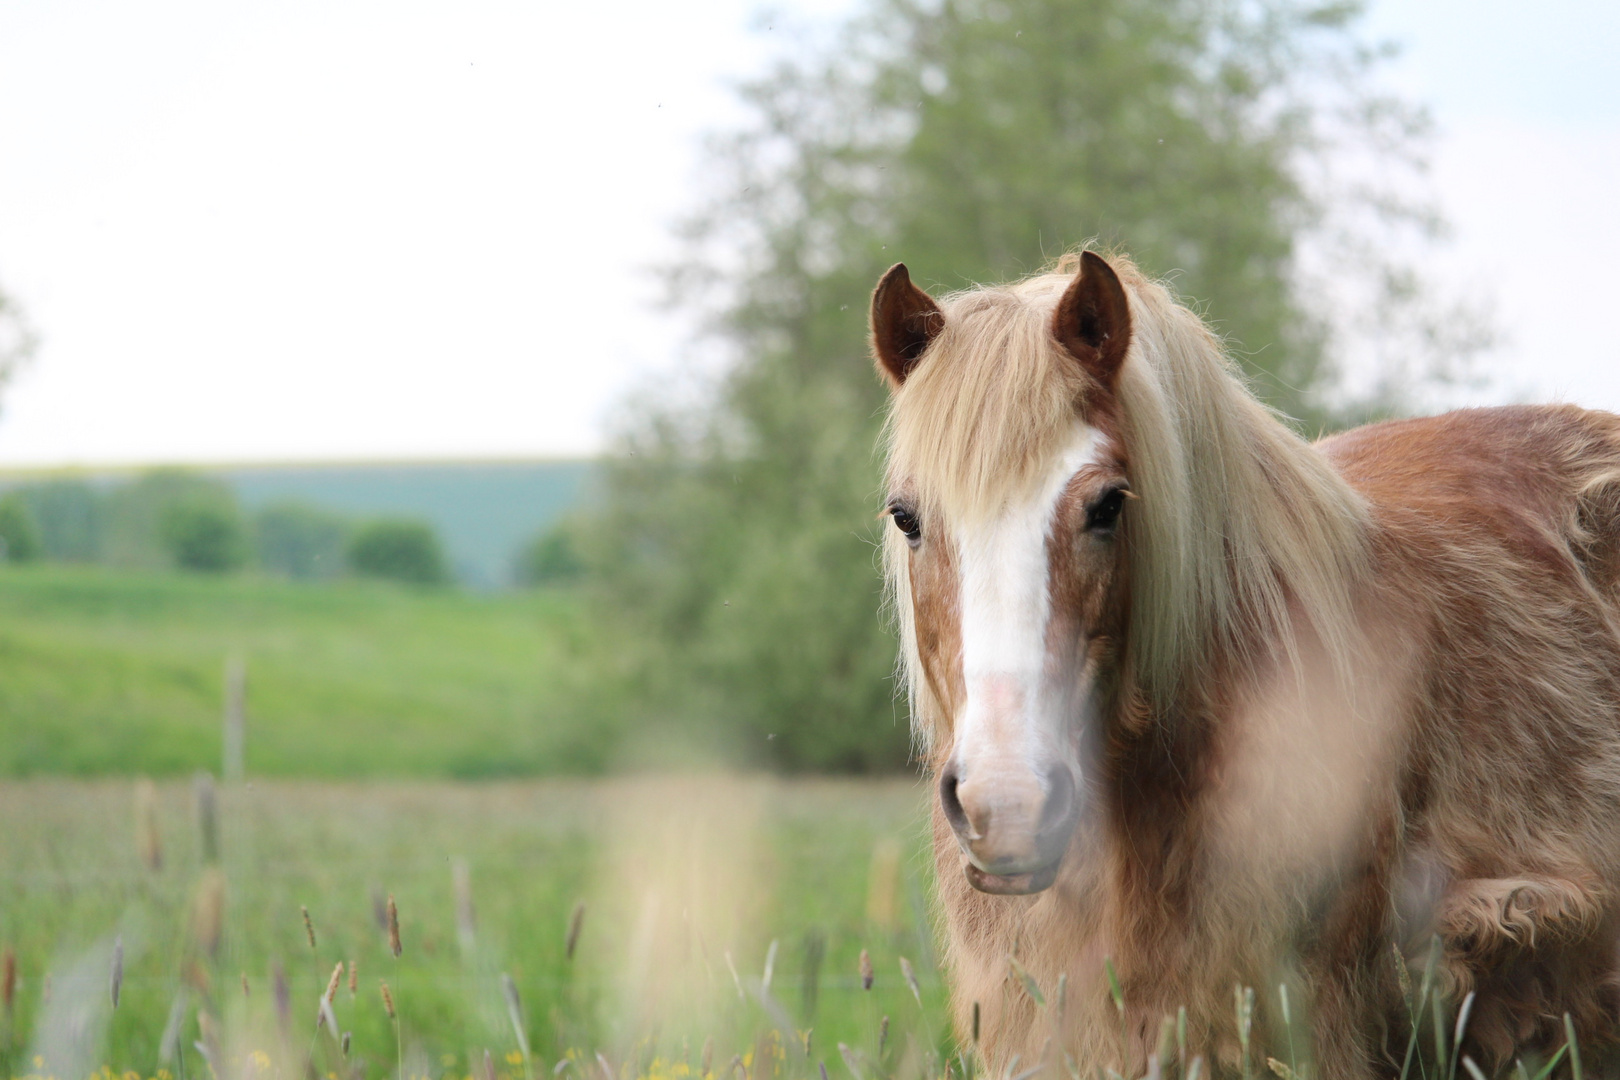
left=0, top=452, right=602, bottom=478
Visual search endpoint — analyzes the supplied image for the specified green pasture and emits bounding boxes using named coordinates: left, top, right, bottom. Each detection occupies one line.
left=0, top=565, right=615, bottom=778
left=0, top=778, right=946, bottom=1080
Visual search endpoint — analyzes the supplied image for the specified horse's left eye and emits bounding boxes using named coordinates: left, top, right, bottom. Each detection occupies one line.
left=1087, top=487, right=1129, bottom=533
left=890, top=504, right=922, bottom=545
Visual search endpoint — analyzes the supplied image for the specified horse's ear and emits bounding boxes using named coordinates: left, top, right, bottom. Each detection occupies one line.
left=1052, top=251, right=1132, bottom=389
left=871, top=263, right=945, bottom=389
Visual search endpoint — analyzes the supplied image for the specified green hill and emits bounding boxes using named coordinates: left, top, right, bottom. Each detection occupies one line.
left=0, top=563, right=618, bottom=777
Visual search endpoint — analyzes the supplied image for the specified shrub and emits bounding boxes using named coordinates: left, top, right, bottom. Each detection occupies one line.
left=516, top=525, right=585, bottom=586
left=346, top=518, right=449, bottom=585
left=0, top=493, right=41, bottom=562
left=160, top=500, right=249, bottom=573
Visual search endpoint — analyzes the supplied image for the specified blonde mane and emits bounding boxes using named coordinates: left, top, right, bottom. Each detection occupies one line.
left=881, top=254, right=1372, bottom=746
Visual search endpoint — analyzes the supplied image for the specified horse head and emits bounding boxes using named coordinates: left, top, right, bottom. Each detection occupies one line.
left=872, top=252, right=1133, bottom=896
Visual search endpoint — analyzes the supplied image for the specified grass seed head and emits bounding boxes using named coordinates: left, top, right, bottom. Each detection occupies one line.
left=387, top=895, right=401, bottom=958
left=702, top=1036, right=714, bottom=1076
left=566, top=901, right=585, bottom=960
left=1267, top=1058, right=1298, bottom=1080
left=135, top=778, right=163, bottom=872
left=380, top=979, right=396, bottom=1020
left=193, top=772, right=219, bottom=864
left=110, top=936, right=123, bottom=1009
left=273, top=961, right=291, bottom=1033
left=192, top=868, right=226, bottom=959
left=2, top=948, right=15, bottom=1015
left=348, top=959, right=358, bottom=997
left=324, top=960, right=344, bottom=1004
left=859, top=949, right=873, bottom=991
left=899, top=957, right=920, bottom=1006
left=503, top=972, right=530, bottom=1059
left=343, top=1032, right=352, bottom=1058
left=301, top=906, right=317, bottom=950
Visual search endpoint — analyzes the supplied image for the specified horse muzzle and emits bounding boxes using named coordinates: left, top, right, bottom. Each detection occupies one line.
left=940, top=762, right=1076, bottom=895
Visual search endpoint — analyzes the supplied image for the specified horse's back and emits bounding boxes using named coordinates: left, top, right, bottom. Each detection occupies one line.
left=1320, top=404, right=1620, bottom=518
left=1322, top=405, right=1620, bottom=1066
left=1320, top=404, right=1620, bottom=592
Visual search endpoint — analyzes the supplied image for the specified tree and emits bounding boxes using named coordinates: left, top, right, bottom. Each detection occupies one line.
left=346, top=519, right=449, bottom=585
left=0, top=493, right=41, bottom=562
left=160, top=499, right=249, bottom=573
left=580, top=0, right=1472, bottom=772
left=516, top=524, right=586, bottom=586
left=108, top=470, right=244, bottom=570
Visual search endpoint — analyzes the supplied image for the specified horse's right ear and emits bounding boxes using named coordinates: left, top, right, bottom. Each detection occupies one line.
left=1052, top=251, right=1132, bottom=389
left=871, top=263, right=944, bottom=389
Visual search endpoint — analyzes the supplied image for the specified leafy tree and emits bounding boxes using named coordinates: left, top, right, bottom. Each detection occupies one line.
left=516, top=525, right=586, bottom=586
left=347, top=519, right=449, bottom=585
left=0, top=493, right=41, bottom=562
left=104, top=470, right=244, bottom=569
left=255, top=501, right=349, bottom=580
left=160, top=499, right=249, bottom=573
left=582, top=0, right=1474, bottom=771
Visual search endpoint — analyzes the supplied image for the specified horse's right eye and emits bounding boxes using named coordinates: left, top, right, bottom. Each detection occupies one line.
left=890, top=505, right=922, bottom=545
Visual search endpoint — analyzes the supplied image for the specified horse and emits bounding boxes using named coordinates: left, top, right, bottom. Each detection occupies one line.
left=868, top=250, right=1620, bottom=1079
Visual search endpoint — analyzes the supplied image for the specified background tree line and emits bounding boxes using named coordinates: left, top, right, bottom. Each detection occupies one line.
left=0, top=471, right=455, bottom=585
left=556, top=0, right=1486, bottom=773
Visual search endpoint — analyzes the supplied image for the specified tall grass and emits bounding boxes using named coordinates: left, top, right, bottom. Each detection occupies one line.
left=0, top=778, right=945, bottom=1080
left=0, top=779, right=1590, bottom=1080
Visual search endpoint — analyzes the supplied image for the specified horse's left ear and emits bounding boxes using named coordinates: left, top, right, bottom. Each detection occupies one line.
left=1052, top=251, right=1132, bottom=389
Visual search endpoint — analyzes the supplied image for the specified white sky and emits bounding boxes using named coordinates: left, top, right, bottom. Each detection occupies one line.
left=0, top=0, right=1614, bottom=466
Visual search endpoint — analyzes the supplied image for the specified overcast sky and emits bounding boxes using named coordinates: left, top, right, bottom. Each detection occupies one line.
left=0, top=0, right=1615, bottom=466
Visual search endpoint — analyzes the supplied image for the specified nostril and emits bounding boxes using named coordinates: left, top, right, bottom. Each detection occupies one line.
left=940, top=767, right=972, bottom=839
left=1039, top=765, right=1077, bottom=836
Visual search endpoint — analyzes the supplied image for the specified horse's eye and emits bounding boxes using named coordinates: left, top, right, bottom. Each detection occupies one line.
left=1087, top=487, right=1129, bottom=533
left=890, top=504, right=922, bottom=545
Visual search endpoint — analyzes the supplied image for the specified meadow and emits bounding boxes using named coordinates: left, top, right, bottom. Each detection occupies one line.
left=0, top=565, right=616, bottom=777
left=0, top=777, right=951, bottom=1080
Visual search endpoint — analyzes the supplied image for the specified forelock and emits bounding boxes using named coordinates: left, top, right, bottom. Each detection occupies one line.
left=882, top=272, right=1095, bottom=522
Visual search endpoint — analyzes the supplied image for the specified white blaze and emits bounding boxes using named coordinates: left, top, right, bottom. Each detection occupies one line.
left=952, top=425, right=1102, bottom=782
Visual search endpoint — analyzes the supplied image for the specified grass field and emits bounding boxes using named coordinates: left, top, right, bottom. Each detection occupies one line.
left=0, top=565, right=618, bottom=778
left=0, top=777, right=949, bottom=1080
